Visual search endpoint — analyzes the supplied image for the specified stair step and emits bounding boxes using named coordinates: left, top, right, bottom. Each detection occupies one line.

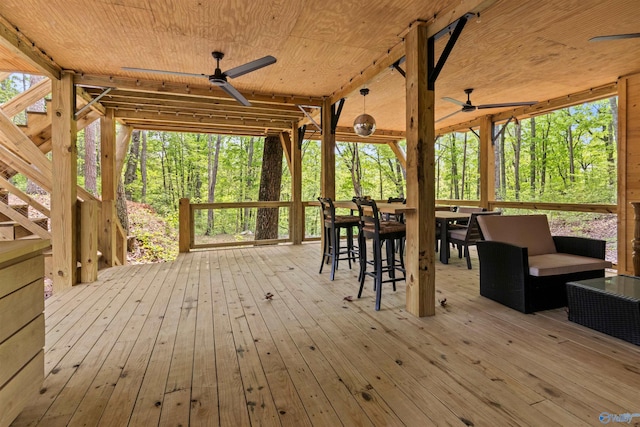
left=0, top=217, right=49, bottom=240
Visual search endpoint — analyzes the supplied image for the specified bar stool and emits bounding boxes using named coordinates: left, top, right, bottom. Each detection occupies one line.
left=318, top=197, right=359, bottom=280
left=353, top=197, right=406, bottom=311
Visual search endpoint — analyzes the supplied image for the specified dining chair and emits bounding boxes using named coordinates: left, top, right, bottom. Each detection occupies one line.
left=353, top=197, right=406, bottom=310
left=318, top=197, right=360, bottom=280
left=448, top=211, right=501, bottom=269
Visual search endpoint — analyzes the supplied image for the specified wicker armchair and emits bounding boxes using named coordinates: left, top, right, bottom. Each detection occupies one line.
left=476, top=215, right=611, bottom=313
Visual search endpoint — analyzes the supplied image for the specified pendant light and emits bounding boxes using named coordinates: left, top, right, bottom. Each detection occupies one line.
left=353, top=88, right=376, bottom=137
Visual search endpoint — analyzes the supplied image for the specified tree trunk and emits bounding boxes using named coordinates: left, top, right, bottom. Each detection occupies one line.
left=140, top=130, right=147, bottom=202
left=84, top=120, right=98, bottom=195
left=461, top=133, right=468, bottom=199
left=255, top=135, right=283, bottom=240
left=124, top=130, right=141, bottom=200
left=206, top=134, right=222, bottom=235
left=607, top=97, right=618, bottom=186
left=513, top=121, right=521, bottom=200
left=116, top=180, right=129, bottom=234
left=567, top=126, right=575, bottom=183
left=244, top=137, right=255, bottom=231
left=530, top=116, right=536, bottom=193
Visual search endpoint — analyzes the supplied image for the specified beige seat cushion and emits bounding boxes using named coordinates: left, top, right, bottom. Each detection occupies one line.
left=478, top=214, right=557, bottom=256
left=528, top=253, right=612, bottom=277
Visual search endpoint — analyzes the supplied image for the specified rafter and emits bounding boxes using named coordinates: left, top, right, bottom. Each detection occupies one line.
left=115, top=110, right=293, bottom=131
left=74, top=74, right=324, bottom=107
left=0, top=77, right=50, bottom=118
left=0, top=15, right=61, bottom=79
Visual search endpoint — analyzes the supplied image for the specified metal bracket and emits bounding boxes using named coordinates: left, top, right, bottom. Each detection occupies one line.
left=428, top=13, right=475, bottom=90
left=297, top=124, right=307, bottom=149
left=331, top=98, right=345, bottom=134
left=75, top=87, right=112, bottom=120
left=390, top=57, right=406, bottom=78
left=469, top=128, right=480, bottom=139
left=492, top=116, right=515, bottom=145
left=297, top=105, right=321, bottom=131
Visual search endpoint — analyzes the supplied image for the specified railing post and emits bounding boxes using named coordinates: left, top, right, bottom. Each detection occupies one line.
left=78, top=199, right=98, bottom=282
left=179, top=198, right=191, bottom=253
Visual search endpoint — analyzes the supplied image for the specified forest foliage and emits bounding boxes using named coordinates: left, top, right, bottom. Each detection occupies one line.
left=1, top=73, right=618, bottom=251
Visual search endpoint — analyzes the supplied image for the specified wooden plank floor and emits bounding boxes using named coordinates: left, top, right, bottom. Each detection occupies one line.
left=11, top=243, right=640, bottom=427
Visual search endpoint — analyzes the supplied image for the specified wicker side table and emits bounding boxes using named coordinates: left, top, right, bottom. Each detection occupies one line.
left=566, top=275, right=640, bottom=345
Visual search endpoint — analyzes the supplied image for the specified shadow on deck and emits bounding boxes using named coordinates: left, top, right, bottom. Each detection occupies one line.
left=13, top=243, right=640, bottom=426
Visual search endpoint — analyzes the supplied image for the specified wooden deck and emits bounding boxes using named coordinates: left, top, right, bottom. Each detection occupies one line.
left=12, top=243, right=640, bottom=427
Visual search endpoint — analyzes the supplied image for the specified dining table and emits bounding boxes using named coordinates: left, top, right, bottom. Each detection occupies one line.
left=310, top=200, right=469, bottom=264
left=436, top=211, right=471, bottom=264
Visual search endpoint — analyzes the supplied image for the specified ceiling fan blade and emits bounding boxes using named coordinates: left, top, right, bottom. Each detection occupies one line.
left=590, top=33, right=640, bottom=42
left=477, top=101, right=537, bottom=109
left=442, top=97, right=467, bottom=107
left=436, top=109, right=462, bottom=123
left=224, top=55, right=277, bottom=79
left=122, top=67, right=207, bottom=79
left=214, top=81, right=251, bottom=106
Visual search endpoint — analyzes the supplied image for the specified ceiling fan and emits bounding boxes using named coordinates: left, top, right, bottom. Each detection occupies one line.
left=590, top=33, right=640, bottom=42
left=122, top=51, right=276, bottom=106
left=436, top=88, right=537, bottom=122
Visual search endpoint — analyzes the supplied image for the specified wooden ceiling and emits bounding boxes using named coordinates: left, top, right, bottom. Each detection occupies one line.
left=0, top=0, right=638, bottom=137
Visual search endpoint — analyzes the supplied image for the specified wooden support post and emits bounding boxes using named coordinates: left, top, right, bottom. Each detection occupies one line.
left=291, top=128, right=303, bottom=244
left=404, top=23, right=435, bottom=317
left=388, top=141, right=407, bottom=171
left=479, top=115, right=495, bottom=210
left=321, top=98, right=336, bottom=199
left=78, top=199, right=99, bottom=283
left=51, top=71, right=77, bottom=292
left=100, top=108, right=117, bottom=267
left=179, top=198, right=192, bottom=253
left=617, top=73, right=640, bottom=274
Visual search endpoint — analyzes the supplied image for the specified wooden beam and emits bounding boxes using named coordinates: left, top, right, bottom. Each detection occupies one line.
left=78, top=200, right=98, bottom=283
left=0, top=72, right=10, bottom=82
left=114, top=109, right=293, bottom=131
left=0, top=77, right=51, bottom=118
left=76, top=86, right=107, bottom=116
left=291, top=127, right=303, bottom=245
left=115, top=125, right=134, bottom=179
left=100, top=108, right=117, bottom=267
left=0, top=108, right=54, bottom=177
left=321, top=98, right=335, bottom=199
left=617, top=74, right=639, bottom=275
left=0, top=202, right=50, bottom=240
left=491, top=83, right=618, bottom=124
left=0, top=15, right=61, bottom=80
left=0, top=175, right=50, bottom=217
left=279, top=131, right=293, bottom=171
left=479, top=115, right=495, bottom=211
left=74, top=74, right=324, bottom=107
left=404, top=22, right=435, bottom=317
left=119, top=122, right=277, bottom=137
left=388, top=141, right=407, bottom=170
left=179, top=198, right=191, bottom=253
left=51, top=71, right=77, bottom=291
left=329, top=0, right=497, bottom=104
left=85, top=88, right=307, bottom=113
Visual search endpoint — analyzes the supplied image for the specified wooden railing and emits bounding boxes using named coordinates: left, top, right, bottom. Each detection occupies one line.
left=179, top=198, right=294, bottom=251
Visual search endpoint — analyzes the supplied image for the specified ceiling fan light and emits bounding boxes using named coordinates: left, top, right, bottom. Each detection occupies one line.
left=354, top=113, right=376, bottom=137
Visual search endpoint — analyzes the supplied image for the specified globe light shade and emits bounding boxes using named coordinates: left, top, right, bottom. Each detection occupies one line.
left=353, top=113, right=376, bottom=137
